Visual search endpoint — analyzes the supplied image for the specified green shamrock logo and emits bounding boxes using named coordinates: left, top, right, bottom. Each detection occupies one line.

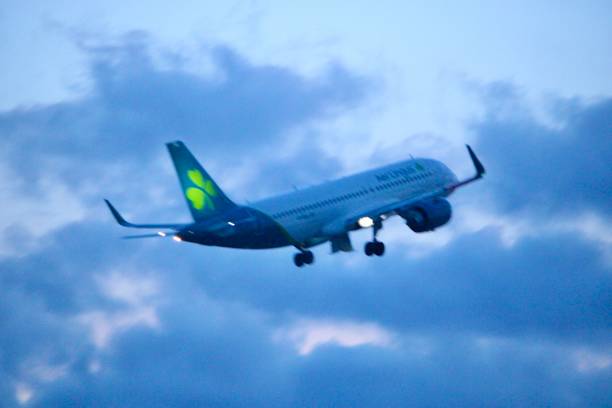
left=185, top=169, right=217, bottom=210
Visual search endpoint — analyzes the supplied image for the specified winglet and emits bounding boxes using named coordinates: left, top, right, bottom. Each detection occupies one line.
left=104, top=199, right=131, bottom=227
left=444, top=145, right=485, bottom=193
left=466, top=144, right=485, bottom=177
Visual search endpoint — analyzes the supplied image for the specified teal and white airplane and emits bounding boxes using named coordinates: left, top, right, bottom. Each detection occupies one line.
left=105, top=141, right=485, bottom=266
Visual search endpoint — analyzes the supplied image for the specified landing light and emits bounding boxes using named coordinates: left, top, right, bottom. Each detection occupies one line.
left=172, top=235, right=182, bottom=242
left=157, top=231, right=167, bottom=237
left=358, top=216, right=374, bottom=228
left=227, top=221, right=235, bottom=227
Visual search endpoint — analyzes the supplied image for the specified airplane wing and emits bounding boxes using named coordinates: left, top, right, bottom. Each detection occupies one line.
left=104, top=199, right=189, bottom=230
left=321, top=189, right=445, bottom=236
left=321, top=145, right=485, bottom=236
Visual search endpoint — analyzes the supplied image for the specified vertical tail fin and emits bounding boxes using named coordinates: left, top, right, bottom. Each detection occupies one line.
left=166, top=141, right=236, bottom=221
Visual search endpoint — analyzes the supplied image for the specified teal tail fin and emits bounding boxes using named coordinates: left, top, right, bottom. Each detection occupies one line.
left=166, top=141, right=236, bottom=221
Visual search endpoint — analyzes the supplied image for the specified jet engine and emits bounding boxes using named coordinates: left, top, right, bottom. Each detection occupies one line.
left=396, top=198, right=452, bottom=232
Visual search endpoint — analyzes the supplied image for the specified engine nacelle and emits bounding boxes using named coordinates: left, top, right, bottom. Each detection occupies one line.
left=396, top=198, right=452, bottom=233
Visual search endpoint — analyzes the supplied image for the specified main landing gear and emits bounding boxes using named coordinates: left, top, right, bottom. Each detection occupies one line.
left=294, top=250, right=314, bottom=267
left=364, top=240, right=385, bottom=256
left=364, top=218, right=385, bottom=257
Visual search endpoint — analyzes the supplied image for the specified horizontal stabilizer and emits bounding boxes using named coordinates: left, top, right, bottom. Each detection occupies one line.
left=104, top=199, right=187, bottom=230
left=122, top=233, right=173, bottom=239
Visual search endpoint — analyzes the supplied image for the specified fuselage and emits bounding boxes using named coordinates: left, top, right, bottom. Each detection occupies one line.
left=175, top=158, right=458, bottom=249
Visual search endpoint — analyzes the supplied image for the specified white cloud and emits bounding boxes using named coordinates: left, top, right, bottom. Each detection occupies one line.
left=15, top=382, right=33, bottom=405
left=98, top=270, right=160, bottom=306
left=77, top=271, right=162, bottom=349
left=473, top=334, right=612, bottom=376
left=88, top=359, right=102, bottom=374
left=453, top=204, right=535, bottom=248
left=22, top=360, right=69, bottom=384
left=552, top=212, right=612, bottom=266
left=573, top=349, right=612, bottom=374
left=457, top=206, right=612, bottom=263
left=0, top=160, right=87, bottom=258
left=276, top=318, right=394, bottom=356
left=77, top=307, right=160, bottom=349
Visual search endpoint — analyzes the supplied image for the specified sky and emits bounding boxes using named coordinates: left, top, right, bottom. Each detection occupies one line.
left=1, top=1, right=611, bottom=406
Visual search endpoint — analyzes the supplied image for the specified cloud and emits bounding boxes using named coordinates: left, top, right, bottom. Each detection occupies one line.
left=287, top=332, right=611, bottom=408
left=276, top=318, right=394, bottom=355
left=573, top=348, right=612, bottom=374
left=471, top=83, right=612, bottom=216
left=77, top=272, right=162, bottom=349
left=14, top=383, right=33, bottom=406
left=0, top=32, right=371, bottom=256
left=183, top=228, right=611, bottom=346
left=3, top=216, right=611, bottom=407
left=0, top=162, right=87, bottom=258
left=0, top=33, right=374, bottom=407
left=0, top=31, right=369, bottom=170
left=0, top=32, right=610, bottom=407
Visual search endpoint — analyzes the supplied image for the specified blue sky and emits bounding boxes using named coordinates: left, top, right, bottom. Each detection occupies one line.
left=1, top=1, right=611, bottom=406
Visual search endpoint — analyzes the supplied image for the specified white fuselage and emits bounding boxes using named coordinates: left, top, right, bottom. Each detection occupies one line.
left=251, top=158, right=458, bottom=245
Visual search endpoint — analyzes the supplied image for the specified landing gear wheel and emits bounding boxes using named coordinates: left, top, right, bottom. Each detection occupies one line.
left=294, top=253, right=305, bottom=267
left=293, top=250, right=314, bottom=267
left=373, top=241, right=385, bottom=256
left=365, top=241, right=385, bottom=257
left=303, top=250, right=314, bottom=265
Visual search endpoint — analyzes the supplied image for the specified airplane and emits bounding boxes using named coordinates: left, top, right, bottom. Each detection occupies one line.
left=105, top=141, right=485, bottom=266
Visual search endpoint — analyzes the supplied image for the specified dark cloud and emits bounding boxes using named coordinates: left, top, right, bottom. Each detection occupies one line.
left=36, top=297, right=295, bottom=408
left=3, top=219, right=609, bottom=406
left=0, top=32, right=370, bottom=271
left=0, top=33, right=370, bottom=407
left=471, top=83, right=612, bottom=215
left=180, top=228, right=612, bottom=346
left=291, top=336, right=611, bottom=408
left=0, top=32, right=368, bottom=212
left=0, top=35, right=610, bottom=407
